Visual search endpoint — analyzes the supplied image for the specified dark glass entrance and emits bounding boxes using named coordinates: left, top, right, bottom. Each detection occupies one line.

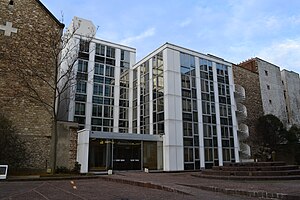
left=89, top=139, right=112, bottom=171
left=113, top=140, right=141, bottom=170
left=88, top=138, right=162, bottom=171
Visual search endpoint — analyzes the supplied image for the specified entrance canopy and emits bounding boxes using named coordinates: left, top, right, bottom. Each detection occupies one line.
left=89, top=131, right=163, bottom=142
left=77, top=130, right=163, bottom=173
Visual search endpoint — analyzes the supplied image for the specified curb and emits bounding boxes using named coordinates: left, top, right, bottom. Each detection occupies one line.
left=179, top=184, right=300, bottom=200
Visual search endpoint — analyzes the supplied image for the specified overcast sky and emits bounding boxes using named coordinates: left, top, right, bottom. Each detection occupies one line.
left=41, top=0, right=300, bottom=73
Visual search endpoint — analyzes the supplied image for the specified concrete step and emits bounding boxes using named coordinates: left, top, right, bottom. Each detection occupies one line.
left=223, top=162, right=286, bottom=167
left=193, top=173, right=300, bottom=181
left=202, top=169, right=300, bottom=176
left=212, top=165, right=299, bottom=171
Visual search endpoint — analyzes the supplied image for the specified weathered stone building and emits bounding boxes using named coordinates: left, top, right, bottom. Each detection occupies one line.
left=239, top=58, right=300, bottom=128
left=232, top=63, right=264, bottom=154
left=0, top=0, right=66, bottom=170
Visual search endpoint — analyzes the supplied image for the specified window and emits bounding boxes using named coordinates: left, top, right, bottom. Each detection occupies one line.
left=105, top=65, right=115, bottom=77
left=121, top=50, right=130, bottom=61
left=201, top=80, right=209, bottom=93
left=267, top=84, right=270, bottom=90
left=94, top=63, right=104, bottom=75
left=93, top=83, right=103, bottom=96
left=79, top=40, right=89, bottom=53
left=78, top=60, right=88, bottom=72
left=182, top=98, right=192, bottom=112
left=269, top=99, right=272, bottom=104
left=95, top=44, right=105, bottom=56
left=219, top=104, right=227, bottom=117
left=76, top=81, right=87, bottom=94
left=75, top=102, right=85, bottom=115
left=104, top=85, right=113, bottom=97
left=202, top=102, right=211, bottom=115
left=92, top=104, right=102, bottom=117
left=74, top=116, right=85, bottom=125
left=75, top=94, right=86, bottom=102
left=265, top=70, right=268, bottom=76
left=106, top=46, right=115, bottom=58
left=91, top=118, right=102, bottom=126
left=218, top=84, right=226, bottom=96
left=181, top=75, right=190, bottom=89
left=103, top=106, right=113, bottom=118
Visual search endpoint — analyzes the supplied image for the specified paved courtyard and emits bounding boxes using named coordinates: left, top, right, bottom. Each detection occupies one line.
left=1, top=178, right=256, bottom=200
left=1, top=172, right=300, bottom=199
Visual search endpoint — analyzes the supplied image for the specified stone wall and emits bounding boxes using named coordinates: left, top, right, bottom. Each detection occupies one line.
left=0, top=0, right=64, bottom=169
left=232, top=64, right=264, bottom=143
left=56, top=121, right=78, bottom=170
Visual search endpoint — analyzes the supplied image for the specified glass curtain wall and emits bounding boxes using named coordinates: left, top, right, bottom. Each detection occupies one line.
left=200, top=59, right=218, bottom=168
left=132, top=52, right=164, bottom=135
left=91, top=43, right=116, bottom=132
left=216, top=64, right=235, bottom=163
left=132, top=69, right=138, bottom=133
left=140, top=61, right=150, bottom=134
left=152, top=52, right=164, bottom=135
left=74, top=39, right=89, bottom=129
left=119, top=72, right=130, bottom=133
left=180, top=53, right=200, bottom=170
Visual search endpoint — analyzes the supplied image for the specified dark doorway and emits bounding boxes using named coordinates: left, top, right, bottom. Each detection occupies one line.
left=113, top=140, right=141, bottom=170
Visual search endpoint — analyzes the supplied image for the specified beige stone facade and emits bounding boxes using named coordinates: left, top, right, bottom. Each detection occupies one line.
left=0, top=0, right=64, bottom=169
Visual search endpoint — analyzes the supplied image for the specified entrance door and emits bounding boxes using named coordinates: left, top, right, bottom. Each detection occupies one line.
left=113, top=140, right=141, bottom=170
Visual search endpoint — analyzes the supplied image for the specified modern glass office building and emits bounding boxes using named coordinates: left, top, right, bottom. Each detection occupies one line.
left=63, top=17, right=243, bottom=173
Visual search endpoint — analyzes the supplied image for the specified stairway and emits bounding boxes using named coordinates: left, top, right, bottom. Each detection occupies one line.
left=195, top=162, right=300, bottom=180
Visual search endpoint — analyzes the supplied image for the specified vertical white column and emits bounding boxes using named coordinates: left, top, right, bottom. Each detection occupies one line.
left=163, top=48, right=184, bottom=171
left=113, top=49, right=121, bottom=132
left=149, top=58, right=154, bottom=135
left=85, top=42, right=95, bottom=130
left=137, top=67, right=141, bottom=134
left=228, top=65, right=240, bottom=162
left=128, top=66, right=134, bottom=133
left=195, top=57, right=205, bottom=169
left=128, top=51, right=136, bottom=134
left=212, top=62, right=223, bottom=166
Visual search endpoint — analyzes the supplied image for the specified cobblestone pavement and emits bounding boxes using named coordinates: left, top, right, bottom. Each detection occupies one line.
left=1, top=178, right=258, bottom=200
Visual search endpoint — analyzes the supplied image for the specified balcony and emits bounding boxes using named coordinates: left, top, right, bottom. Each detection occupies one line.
left=234, top=84, right=246, bottom=101
left=237, top=123, right=249, bottom=141
left=236, top=103, right=247, bottom=119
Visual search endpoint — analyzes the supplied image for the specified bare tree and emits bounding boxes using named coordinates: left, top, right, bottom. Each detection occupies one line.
left=0, top=19, right=96, bottom=173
